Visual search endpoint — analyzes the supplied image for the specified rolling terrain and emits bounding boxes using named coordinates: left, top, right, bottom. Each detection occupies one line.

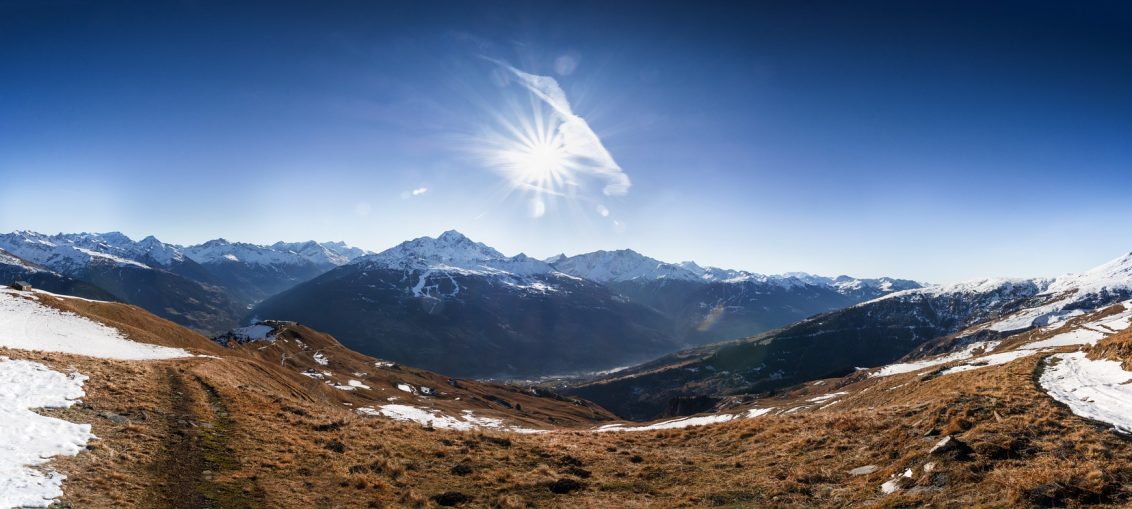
left=566, top=253, right=1132, bottom=420
left=6, top=261, right=1132, bottom=507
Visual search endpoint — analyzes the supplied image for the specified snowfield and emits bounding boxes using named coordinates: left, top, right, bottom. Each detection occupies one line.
left=0, top=356, right=94, bottom=508
left=1040, top=352, right=1132, bottom=434
left=0, top=290, right=191, bottom=360
left=872, top=341, right=1001, bottom=377
left=0, top=289, right=196, bottom=506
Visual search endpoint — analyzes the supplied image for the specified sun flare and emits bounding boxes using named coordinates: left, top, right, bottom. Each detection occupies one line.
left=513, top=139, right=567, bottom=182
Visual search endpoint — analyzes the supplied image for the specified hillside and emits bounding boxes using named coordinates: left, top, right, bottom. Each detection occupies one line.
left=566, top=254, right=1132, bottom=420
left=7, top=269, right=1132, bottom=507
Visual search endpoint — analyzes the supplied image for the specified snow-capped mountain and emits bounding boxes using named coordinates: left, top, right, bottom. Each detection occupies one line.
left=253, top=231, right=677, bottom=377
left=0, top=248, right=115, bottom=301
left=865, top=252, right=1132, bottom=335
left=568, top=251, right=1132, bottom=420
left=547, top=248, right=920, bottom=346
left=251, top=230, right=920, bottom=377
left=0, top=231, right=151, bottom=276
left=0, top=231, right=372, bottom=333
left=343, top=230, right=566, bottom=301
left=551, top=250, right=704, bottom=283
left=273, top=240, right=368, bottom=267
left=184, top=239, right=368, bottom=269
left=0, top=231, right=371, bottom=274
left=355, top=230, right=552, bottom=276
left=551, top=249, right=920, bottom=295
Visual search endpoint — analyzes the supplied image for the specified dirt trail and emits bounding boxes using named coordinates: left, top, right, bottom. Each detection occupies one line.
left=161, top=366, right=265, bottom=508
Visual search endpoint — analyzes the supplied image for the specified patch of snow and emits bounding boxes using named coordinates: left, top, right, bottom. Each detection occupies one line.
left=745, top=407, right=774, bottom=418
left=312, top=352, right=328, bottom=366
left=594, top=413, right=737, bottom=432
left=1040, top=352, right=1132, bottom=434
left=0, top=291, right=191, bottom=360
left=358, top=404, right=545, bottom=433
left=1026, top=328, right=1107, bottom=349
left=873, top=341, right=1001, bottom=377
left=396, top=383, right=415, bottom=394
left=807, top=391, right=848, bottom=403
left=880, top=468, right=914, bottom=494
left=0, top=356, right=94, bottom=508
left=29, top=289, right=109, bottom=303
left=938, top=349, right=1038, bottom=375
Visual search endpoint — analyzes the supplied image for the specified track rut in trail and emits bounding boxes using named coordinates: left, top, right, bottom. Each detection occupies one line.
left=161, top=367, right=266, bottom=508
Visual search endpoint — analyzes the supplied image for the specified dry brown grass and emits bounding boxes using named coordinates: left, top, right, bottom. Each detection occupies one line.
left=10, top=296, right=1132, bottom=507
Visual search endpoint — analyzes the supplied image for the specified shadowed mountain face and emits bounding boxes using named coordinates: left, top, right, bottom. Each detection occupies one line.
left=252, top=231, right=918, bottom=378
left=551, top=249, right=920, bottom=347
left=2, top=229, right=919, bottom=378
left=566, top=255, right=1132, bottom=420
left=0, top=231, right=371, bottom=333
left=0, top=249, right=115, bottom=301
left=251, top=264, right=678, bottom=378
left=604, top=276, right=919, bottom=347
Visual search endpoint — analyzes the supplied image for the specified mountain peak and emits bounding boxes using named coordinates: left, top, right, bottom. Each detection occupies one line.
left=553, top=249, right=700, bottom=283
left=437, top=230, right=469, bottom=243
left=351, top=231, right=559, bottom=278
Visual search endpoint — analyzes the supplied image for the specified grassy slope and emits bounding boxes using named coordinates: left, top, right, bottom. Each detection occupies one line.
left=13, top=294, right=1132, bottom=507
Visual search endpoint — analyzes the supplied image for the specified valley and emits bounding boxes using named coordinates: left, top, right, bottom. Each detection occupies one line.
left=5, top=252, right=1132, bottom=507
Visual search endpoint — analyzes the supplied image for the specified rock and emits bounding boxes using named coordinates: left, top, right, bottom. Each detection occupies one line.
left=97, top=411, right=129, bottom=424
left=880, top=469, right=914, bottom=494
left=549, top=478, right=585, bottom=494
left=848, top=465, right=880, bottom=476
left=929, top=435, right=972, bottom=458
left=432, top=491, right=470, bottom=506
left=450, top=464, right=473, bottom=476
left=907, top=486, right=940, bottom=496
left=923, top=461, right=937, bottom=473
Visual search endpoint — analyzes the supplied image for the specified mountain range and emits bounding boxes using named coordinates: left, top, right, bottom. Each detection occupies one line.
left=565, top=251, right=1132, bottom=419
left=6, top=241, right=1132, bottom=507
left=0, top=231, right=372, bottom=332
left=0, top=229, right=918, bottom=378
left=250, top=230, right=920, bottom=377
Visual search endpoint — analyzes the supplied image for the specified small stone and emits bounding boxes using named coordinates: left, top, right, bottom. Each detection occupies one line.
left=548, top=478, right=584, bottom=494
left=432, top=492, right=470, bottom=506
left=929, top=435, right=970, bottom=456
left=848, top=465, right=880, bottom=476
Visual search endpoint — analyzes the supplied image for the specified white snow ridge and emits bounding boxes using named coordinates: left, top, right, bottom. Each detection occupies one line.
left=0, top=288, right=196, bottom=506
left=0, top=290, right=191, bottom=360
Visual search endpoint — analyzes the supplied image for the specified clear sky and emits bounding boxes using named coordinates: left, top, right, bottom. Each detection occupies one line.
left=2, top=0, right=1130, bottom=283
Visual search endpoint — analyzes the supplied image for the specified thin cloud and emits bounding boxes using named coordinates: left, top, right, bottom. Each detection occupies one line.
left=492, top=60, right=631, bottom=197
left=400, top=187, right=429, bottom=199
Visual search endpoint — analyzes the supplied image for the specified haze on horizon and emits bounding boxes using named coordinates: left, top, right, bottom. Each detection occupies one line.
left=1, top=0, right=1130, bottom=284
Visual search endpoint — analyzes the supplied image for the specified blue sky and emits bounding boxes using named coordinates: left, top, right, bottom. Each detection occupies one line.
left=1, top=0, right=1130, bottom=283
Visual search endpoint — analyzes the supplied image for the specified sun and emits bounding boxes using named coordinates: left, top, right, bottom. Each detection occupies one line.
left=514, top=139, right=567, bottom=182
